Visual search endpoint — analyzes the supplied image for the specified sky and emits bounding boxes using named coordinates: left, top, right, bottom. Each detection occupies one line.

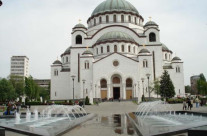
left=0, top=0, right=207, bottom=85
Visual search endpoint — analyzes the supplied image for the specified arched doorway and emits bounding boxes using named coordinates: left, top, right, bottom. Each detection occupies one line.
left=126, top=78, right=133, bottom=100
left=112, top=75, right=121, bottom=99
left=100, top=79, right=107, bottom=100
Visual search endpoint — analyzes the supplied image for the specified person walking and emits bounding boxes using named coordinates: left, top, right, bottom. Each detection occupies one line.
left=187, top=98, right=191, bottom=110
left=183, top=99, right=187, bottom=110
left=195, top=96, right=199, bottom=108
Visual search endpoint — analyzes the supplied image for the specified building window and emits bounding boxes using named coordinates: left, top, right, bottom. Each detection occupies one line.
left=122, top=45, right=124, bottom=52
left=54, top=69, right=58, bottom=76
left=106, top=15, right=109, bottom=23
left=149, top=32, right=156, bottom=42
left=101, top=79, right=107, bottom=88
left=101, top=46, right=103, bottom=53
left=128, top=16, right=131, bottom=23
left=169, top=54, right=171, bottom=60
left=96, top=48, right=98, bottom=54
left=76, top=35, right=82, bottom=44
left=135, top=17, right=137, bottom=24
left=128, top=46, right=131, bottom=52
left=85, top=61, right=89, bottom=69
left=126, top=78, right=132, bottom=87
left=99, top=17, right=102, bottom=24
left=66, top=57, right=68, bottom=62
left=114, top=45, right=117, bottom=52
left=133, top=46, right=135, bottom=53
left=165, top=53, right=167, bottom=60
left=113, top=15, right=117, bottom=23
left=176, top=66, right=180, bottom=73
left=121, top=15, right=124, bottom=22
left=94, top=18, right=96, bottom=25
left=107, top=46, right=110, bottom=52
left=55, top=92, right=57, bottom=96
left=143, top=60, right=148, bottom=68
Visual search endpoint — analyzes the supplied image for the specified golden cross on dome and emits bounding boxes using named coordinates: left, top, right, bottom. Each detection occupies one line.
left=78, top=19, right=81, bottom=23
left=149, top=17, right=152, bottom=21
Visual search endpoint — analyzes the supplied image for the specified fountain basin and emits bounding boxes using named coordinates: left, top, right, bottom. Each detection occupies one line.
left=127, top=111, right=207, bottom=136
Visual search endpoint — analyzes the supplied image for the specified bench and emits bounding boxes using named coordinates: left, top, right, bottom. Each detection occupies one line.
left=0, top=127, right=5, bottom=136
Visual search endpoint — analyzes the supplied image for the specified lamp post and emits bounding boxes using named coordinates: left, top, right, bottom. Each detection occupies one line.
left=82, top=79, right=86, bottom=108
left=71, top=75, right=76, bottom=103
left=141, top=78, right=145, bottom=101
left=146, top=74, right=151, bottom=101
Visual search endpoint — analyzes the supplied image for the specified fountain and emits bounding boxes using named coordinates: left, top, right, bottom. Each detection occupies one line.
left=0, top=105, right=94, bottom=136
left=127, top=101, right=207, bottom=136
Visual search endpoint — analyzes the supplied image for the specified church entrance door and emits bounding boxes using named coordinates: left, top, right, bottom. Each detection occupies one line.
left=113, top=87, right=120, bottom=99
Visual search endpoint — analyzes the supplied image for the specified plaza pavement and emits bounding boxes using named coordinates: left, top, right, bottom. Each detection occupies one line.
left=1, top=101, right=207, bottom=136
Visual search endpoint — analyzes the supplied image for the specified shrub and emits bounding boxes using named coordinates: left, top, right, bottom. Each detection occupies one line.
left=85, top=96, right=91, bottom=105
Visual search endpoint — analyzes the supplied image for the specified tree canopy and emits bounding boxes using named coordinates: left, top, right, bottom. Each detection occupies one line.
left=160, top=70, right=175, bottom=98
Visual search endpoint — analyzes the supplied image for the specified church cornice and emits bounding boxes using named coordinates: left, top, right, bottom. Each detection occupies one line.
left=87, top=11, right=144, bottom=23
left=92, top=40, right=139, bottom=47
left=93, top=52, right=139, bottom=64
left=85, top=25, right=146, bottom=40
left=144, top=27, right=160, bottom=33
left=71, top=30, right=87, bottom=35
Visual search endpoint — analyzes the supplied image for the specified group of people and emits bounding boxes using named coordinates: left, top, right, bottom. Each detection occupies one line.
left=183, top=96, right=202, bottom=110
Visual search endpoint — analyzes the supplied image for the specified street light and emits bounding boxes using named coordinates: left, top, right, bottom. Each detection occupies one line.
left=141, top=78, right=145, bottom=101
left=146, top=73, right=151, bottom=101
left=82, top=79, right=86, bottom=108
left=71, top=75, right=76, bottom=103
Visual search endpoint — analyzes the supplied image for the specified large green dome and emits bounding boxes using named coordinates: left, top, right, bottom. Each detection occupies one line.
left=96, top=31, right=135, bottom=44
left=91, top=0, right=139, bottom=17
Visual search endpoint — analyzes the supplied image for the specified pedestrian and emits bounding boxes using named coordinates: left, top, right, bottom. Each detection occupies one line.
left=195, top=96, right=199, bottom=108
left=187, top=98, right=191, bottom=110
left=183, top=99, right=187, bottom=110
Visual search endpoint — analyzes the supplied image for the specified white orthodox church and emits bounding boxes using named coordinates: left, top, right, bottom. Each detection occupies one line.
left=50, top=0, right=184, bottom=103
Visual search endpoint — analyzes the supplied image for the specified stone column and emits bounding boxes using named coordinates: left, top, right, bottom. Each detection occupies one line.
left=122, top=83, right=126, bottom=99
left=107, top=84, right=111, bottom=99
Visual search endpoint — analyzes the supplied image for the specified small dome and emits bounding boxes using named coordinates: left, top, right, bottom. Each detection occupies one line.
left=139, top=48, right=150, bottom=54
left=91, top=0, right=139, bottom=17
left=82, top=50, right=93, bottom=55
left=64, top=47, right=71, bottom=54
left=172, top=56, right=181, bottom=61
left=73, top=23, right=86, bottom=29
left=53, top=60, right=62, bottom=65
left=144, top=21, right=158, bottom=27
left=96, top=31, right=136, bottom=45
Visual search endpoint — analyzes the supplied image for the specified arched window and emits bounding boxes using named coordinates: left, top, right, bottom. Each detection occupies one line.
left=113, top=15, right=117, bottom=23
left=101, top=46, right=103, bottom=53
left=54, top=69, right=58, bottom=76
left=66, top=57, right=68, bottom=62
left=106, top=15, right=109, bottom=23
left=122, top=45, right=124, bottom=52
left=165, top=53, right=167, bottom=60
left=84, top=61, right=89, bottom=69
left=126, top=78, right=132, bottom=87
left=133, top=46, right=135, bottom=53
left=121, top=15, right=124, bottom=22
left=94, top=18, right=96, bottom=26
left=143, top=60, right=148, bottom=68
left=149, top=32, right=156, bottom=42
left=96, top=48, right=98, bottom=54
left=107, top=46, right=110, bottom=52
left=101, top=79, right=107, bottom=88
left=128, top=45, right=131, bottom=52
left=114, top=45, right=117, bottom=52
left=176, top=66, right=180, bottom=73
left=113, top=77, right=120, bottom=84
left=76, top=35, right=82, bottom=44
left=99, top=17, right=102, bottom=24
left=135, top=17, right=137, bottom=24
left=128, top=16, right=131, bottom=23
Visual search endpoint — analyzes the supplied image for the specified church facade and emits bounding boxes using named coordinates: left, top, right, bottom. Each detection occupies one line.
left=50, top=0, right=184, bottom=103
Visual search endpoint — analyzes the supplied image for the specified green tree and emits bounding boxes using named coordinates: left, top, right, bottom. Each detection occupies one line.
left=39, top=87, right=50, bottom=103
left=9, top=75, right=25, bottom=97
left=185, top=85, right=191, bottom=93
left=154, top=78, right=160, bottom=98
left=0, top=78, right=16, bottom=101
left=197, top=73, right=207, bottom=95
left=25, top=76, right=39, bottom=101
left=160, top=70, right=175, bottom=99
